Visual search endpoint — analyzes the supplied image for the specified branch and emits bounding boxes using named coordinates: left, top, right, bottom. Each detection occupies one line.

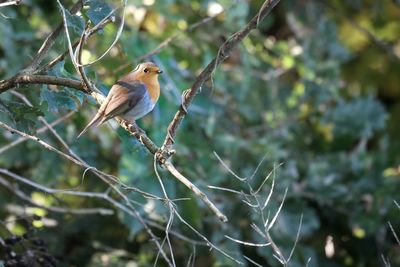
left=0, top=111, right=74, bottom=155
left=164, top=161, right=227, bottom=222
left=0, top=74, right=85, bottom=93
left=0, top=175, right=114, bottom=215
left=160, top=0, right=281, bottom=154
left=0, top=0, right=21, bottom=8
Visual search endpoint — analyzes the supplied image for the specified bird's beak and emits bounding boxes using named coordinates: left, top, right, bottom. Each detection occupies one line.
left=156, top=69, right=163, bottom=74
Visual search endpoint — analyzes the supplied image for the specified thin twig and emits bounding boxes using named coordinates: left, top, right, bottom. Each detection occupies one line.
left=287, top=214, right=303, bottom=263
left=0, top=169, right=109, bottom=199
left=394, top=200, right=400, bottom=210
left=213, top=151, right=246, bottom=181
left=173, top=208, right=243, bottom=265
left=243, top=255, right=264, bottom=267
left=267, top=187, right=287, bottom=231
left=0, top=0, right=21, bottom=7
left=164, top=160, right=227, bottom=222
left=0, top=175, right=113, bottom=215
left=56, top=0, right=80, bottom=71
left=388, top=221, right=400, bottom=245
left=225, top=235, right=270, bottom=247
left=207, top=185, right=251, bottom=197
left=381, top=254, right=391, bottom=267
left=0, top=111, right=74, bottom=154
left=262, top=171, right=276, bottom=210
left=153, top=156, right=176, bottom=267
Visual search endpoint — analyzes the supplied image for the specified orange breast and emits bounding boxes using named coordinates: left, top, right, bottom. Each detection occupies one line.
left=127, top=70, right=160, bottom=103
left=147, top=82, right=160, bottom=103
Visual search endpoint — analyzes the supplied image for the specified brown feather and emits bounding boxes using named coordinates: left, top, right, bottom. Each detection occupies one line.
left=76, top=112, right=103, bottom=138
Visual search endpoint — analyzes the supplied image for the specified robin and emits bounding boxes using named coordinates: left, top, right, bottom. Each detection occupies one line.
left=77, top=62, right=162, bottom=138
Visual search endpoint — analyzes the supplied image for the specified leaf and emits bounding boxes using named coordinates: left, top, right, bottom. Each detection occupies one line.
left=47, top=61, right=72, bottom=78
left=41, top=61, right=86, bottom=112
left=40, top=85, right=84, bottom=112
left=325, top=96, right=388, bottom=139
left=85, top=0, right=113, bottom=25
left=0, top=99, right=44, bottom=134
left=64, top=8, right=85, bottom=36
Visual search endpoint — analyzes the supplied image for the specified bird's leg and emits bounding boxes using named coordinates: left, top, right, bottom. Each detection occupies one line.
left=125, top=120, right=145, bottom=135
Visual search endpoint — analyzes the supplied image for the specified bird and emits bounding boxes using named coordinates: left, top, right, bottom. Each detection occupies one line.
left=77, top=62, right=162, bottom=138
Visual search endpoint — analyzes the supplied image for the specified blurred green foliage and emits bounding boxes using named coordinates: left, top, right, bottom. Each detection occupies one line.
left=0, top=0, right=400, bottom=266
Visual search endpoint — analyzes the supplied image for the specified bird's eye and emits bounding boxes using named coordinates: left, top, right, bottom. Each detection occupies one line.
left=143, top=68, right=149, bottom=73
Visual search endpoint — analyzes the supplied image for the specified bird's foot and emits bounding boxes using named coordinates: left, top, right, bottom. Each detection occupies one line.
left=126, top=121, right=145, bottom=135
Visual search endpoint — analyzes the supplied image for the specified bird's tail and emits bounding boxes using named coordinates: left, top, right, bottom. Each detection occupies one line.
left=77, top=113, right=103, bottom=139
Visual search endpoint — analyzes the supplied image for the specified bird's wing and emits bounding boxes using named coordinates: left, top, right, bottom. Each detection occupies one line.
left=101, top=80, right=147, bottom=122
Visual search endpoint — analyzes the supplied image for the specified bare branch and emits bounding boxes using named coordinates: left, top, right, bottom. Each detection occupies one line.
left=0, top=111, right=74, bottom=155
left=153, top=157, right=177, bottom=266
left=0, top=0, right=21, bottom=7
left=0, top=168, right=106, bottom=198
left=208, top=185, right=250, bottom=197
left=0, top=74, right=85, bottom=94
left=0, top=175, right=113, bottom=215
left=225, top=235, right=270, bottom=247
left=394, top=200, right=400, bottom=210
left=388, top=221, right=400, bottom=245
left=267, top=187, right=287, bottom=231
left=243, top=255, right=264, bottom=267
left=173, top=208, right=242, bottom=265
left=164, top=160, right=227, bottom=222
left=143, top=219, right=207, bottom=246
left=381, top=254, right=391, bottom=267
left=262, top=171, right=276, bottom=210
left=213, top=151, right=246, bottom=181
left=287, top=214, right=303, bottom=263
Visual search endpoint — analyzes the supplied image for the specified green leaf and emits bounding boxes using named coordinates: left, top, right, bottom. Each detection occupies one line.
left=48, top=61, right=73, bottom=78
left=65, top=8, right=85, bottom=36
left=41, top=62, right=86, bottom=111
left=40, top=85, right=84, bottom=112
left=85, top=0, right=113, bottom=25
left=326, top=96, right=388, bottom=139
left=0, top=99, right=44, bottom=134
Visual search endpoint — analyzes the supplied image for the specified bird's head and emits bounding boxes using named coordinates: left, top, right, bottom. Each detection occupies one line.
left=134, top=62, right=163, bottom=82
